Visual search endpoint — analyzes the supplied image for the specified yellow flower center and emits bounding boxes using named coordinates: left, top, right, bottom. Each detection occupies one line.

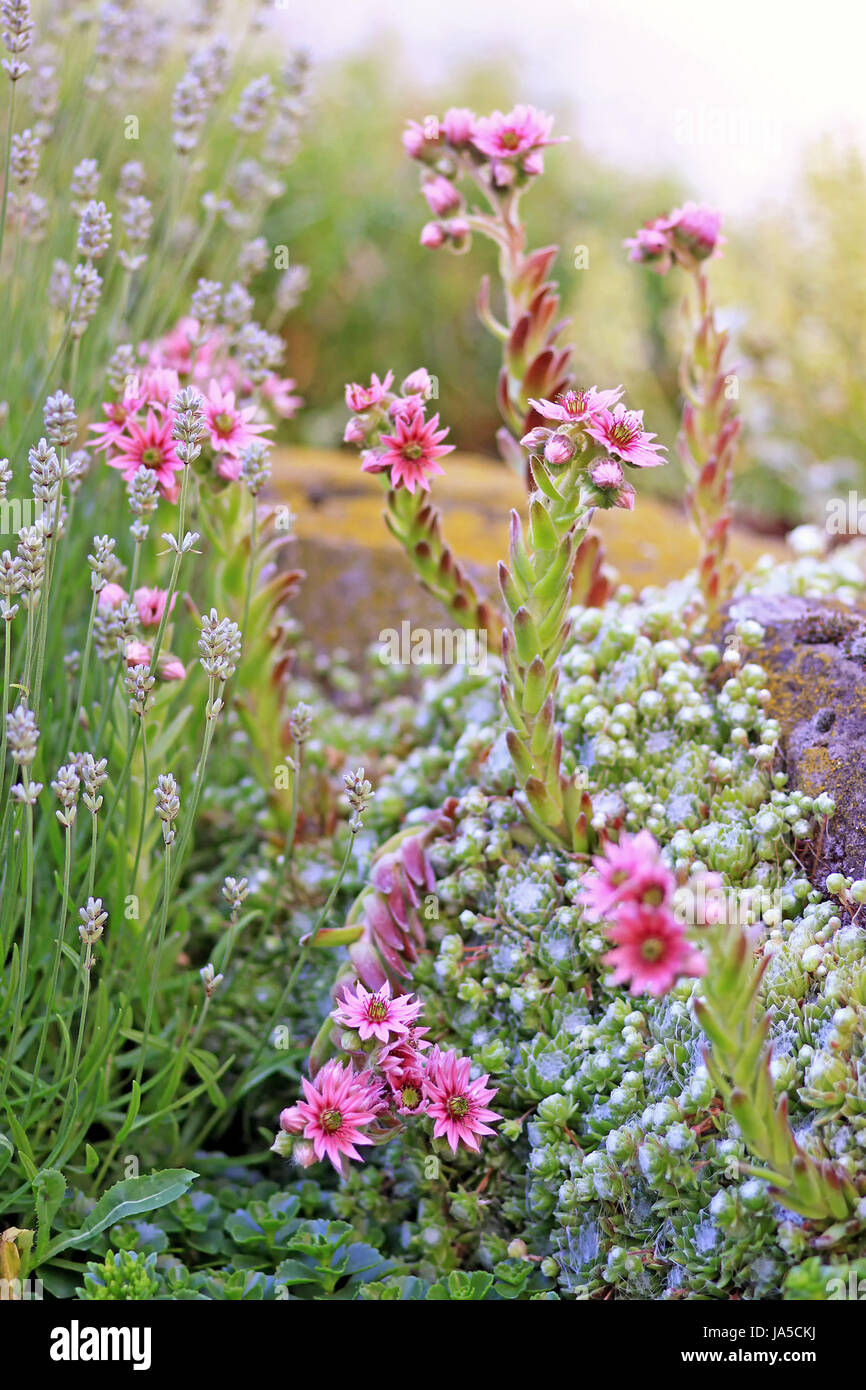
left=640, top=938, right=664, bottom=962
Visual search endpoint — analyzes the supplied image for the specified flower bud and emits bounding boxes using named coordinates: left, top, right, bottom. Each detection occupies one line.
left=420, top=221, right=445, bottom=250
left=543, top=433, right=575, bottom=466
left=422, top=175, right=461, bottom=217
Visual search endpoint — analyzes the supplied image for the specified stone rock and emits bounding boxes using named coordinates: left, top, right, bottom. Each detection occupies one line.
left=721, top=593, right=866, bottom=883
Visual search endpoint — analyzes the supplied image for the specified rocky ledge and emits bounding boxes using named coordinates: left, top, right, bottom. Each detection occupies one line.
left=721, top=592, right=866, bottom=884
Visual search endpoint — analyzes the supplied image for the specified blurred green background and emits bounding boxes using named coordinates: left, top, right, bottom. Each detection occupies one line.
left=262, top=50, right=866, bottom=533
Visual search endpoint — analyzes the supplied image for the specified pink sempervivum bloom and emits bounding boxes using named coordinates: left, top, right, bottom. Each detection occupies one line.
left=262, top=373, right=302, bottom=419
left=364, top=408, right=454, bottom=494
left=528, top=385, right=624, bottom=425
left=442, top=107, right=476, bottom=146
left=582, top=830, right=675, bottom=919
left=279, top=1104, right=305, bottom=1134
left=388, top=392, right=426, bottom=422
left=124, top=640, right=185, bottom=682
left=543, top=433, right=575, bottom=466
left=586, top=405, right=666, bottom=469
left=203, top=379, right=272, bottom=464
left=401, top=368, right=433, bottom=397
left=133, top=586, right=175, bottom=628
left=666, top=202, right=723, bottom=262
left=140, top=366, right=181, bottom=406
left=423, top=1048, right=501, bottom=1154
left=125, top=640, right=151, bottom=668
left=106, top=408, right=184, bottom=497
left=402, top=118, right=442, bottom=160
left=422, top=175, right=461, bottom=217
left=159, top=656, right=186, bottom=681
left=90, top=383, right=148, bottom=454
left=420, top=221, right=446, bottom=249
left=345, top=370, right=394, bottom=413
left=590, top=456, right=635, bottom=511
left=97, top=582, right=127, bottom=611
left=471, top=104, right=564, bottom=160
left=624, top=222, right=674, bottom=274
left=603, top=901, right=705, bottom=997
left=591, top=457, right=624, bottom=490
left=148, top=316, right=222, bottom=379
left=344, top=417, right=367, bottom=445
left=379, top=1035, right=430, bottom=1113
left=293, top=1059, right=383, bottom=1173
left=333, top=979, right=422, bottom=1044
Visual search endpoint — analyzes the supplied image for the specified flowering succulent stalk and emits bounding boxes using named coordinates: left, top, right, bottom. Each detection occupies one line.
left=307, top=804, right=457, bottom=1074
left=626, top=203, right=739, bottom=612
left=503, top=393, right=664, bottom=851
left=404, top=104, right=613, bottom=607
left=692, top=908, right=860, bottom=1222
left=344, top=369, right=501, bottom=643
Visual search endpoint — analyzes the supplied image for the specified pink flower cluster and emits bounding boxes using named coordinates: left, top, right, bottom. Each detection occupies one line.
left=97, top=582, right=185, bottom=679
left=403, top=104, right=565, bottom=250
left=92, top=365, right=273, bottom=496
left=625, top=202, right=724, bottom=275
left=153, top=316, right=302, bottom=423
left=582, top=832, right=705, bottom=997
left=272, top=980, right=500, bottom=1174
left=92, top=314, right=302, bottom=498
left=520, top=384, right=665, bottom=508
left=343, top=367, right=454, bottom=495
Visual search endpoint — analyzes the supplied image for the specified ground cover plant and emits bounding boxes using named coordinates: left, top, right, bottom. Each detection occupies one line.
left=2, top=0, right=866, bottom=1309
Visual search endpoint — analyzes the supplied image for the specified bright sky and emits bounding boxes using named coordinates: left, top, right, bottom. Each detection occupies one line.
left=283, top=0, right=866, bottom=213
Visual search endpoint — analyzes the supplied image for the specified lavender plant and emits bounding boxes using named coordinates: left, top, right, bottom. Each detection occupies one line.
left=0, top=0, right=325, bottom=1271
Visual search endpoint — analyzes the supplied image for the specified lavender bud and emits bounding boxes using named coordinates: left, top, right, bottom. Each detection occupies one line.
left=198, top=608, right=242, bottom=682
left=51, top=762, right=80, bottom=827
left=239, top=440, right=271, bottom=496
left=78, top=896, right=107, bottom=946
left=221, top=281, right=253, bottom=328
left=70, top=156, right=99, bottom=210
left=6, top=702, right=39, bottom=764
left=77, top=198, right=112, bottom=260
left=126, top=663, right=154, bottom=718
left=343, top=766, right=374, bottom=833
left=154, top=772, right=180, bottom=845
left=1, top=0, right=33, bottom=82
left=289, top=701, right=312, bottom=745
left=10, top=126, right=39, bottom=184
left=69, top=262, right=103, bottom=337
left=200, top=962, right=224, bottom=998
left=43, top=390, right=77, bottom=447
left=190, top=277, right=222, bottom=330
left=232, top=75, right=273, bottom=134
